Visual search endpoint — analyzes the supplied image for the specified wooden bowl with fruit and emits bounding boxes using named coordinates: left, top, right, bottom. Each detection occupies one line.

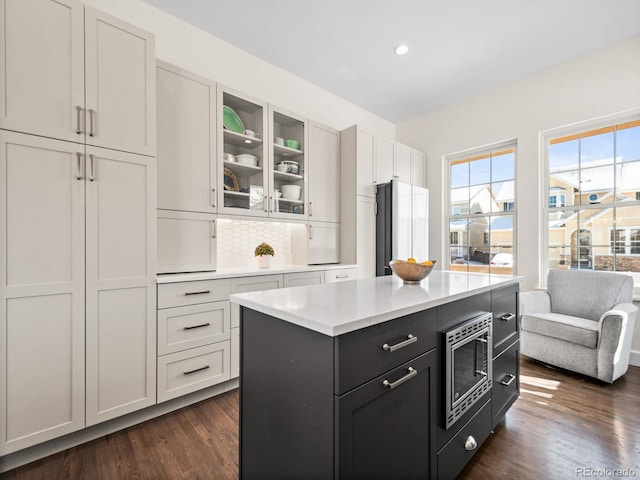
left=389, top=258, right=437, bottom=284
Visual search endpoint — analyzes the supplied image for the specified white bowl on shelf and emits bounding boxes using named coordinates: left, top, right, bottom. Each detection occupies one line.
left=281, top=184, right=301, bottom=200
left=223, top=152, right=235, bottom=162
left=235, top=154, right=258, bottom=166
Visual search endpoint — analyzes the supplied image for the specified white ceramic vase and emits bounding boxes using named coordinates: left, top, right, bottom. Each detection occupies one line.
left=257, top=255, right=272, bottom=268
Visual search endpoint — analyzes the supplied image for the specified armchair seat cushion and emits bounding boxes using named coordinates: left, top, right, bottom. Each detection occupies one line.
left=521, top=313, right=599, bottom=348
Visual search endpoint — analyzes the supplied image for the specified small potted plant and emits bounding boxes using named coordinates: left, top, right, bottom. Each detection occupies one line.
left=255, top=242, right=275, bottom=268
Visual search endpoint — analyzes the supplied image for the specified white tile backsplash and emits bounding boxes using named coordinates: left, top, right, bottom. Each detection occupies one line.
left=217, top=219, right=295, bottom=268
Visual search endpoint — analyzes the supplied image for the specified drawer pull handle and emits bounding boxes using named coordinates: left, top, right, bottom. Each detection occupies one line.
left=464, top=435, right=478, bottom=451
left=183, top=365, right=210, bottom=375
left=382, top=367, right=417, bottom=390
left=382, top=334, right=417, bottom=352
left=500, top=313, right=516, bottom=322
left=184, top=322, right=210, bottom=331
left=184, top=290, right=211, bottom=296
left=335, top=274, right=349, bottom=279
left=500, top=373, right=516, bottom=386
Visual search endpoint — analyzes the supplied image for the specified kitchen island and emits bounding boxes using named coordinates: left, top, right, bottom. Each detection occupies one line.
left=232, top=271, right=521, bottom=479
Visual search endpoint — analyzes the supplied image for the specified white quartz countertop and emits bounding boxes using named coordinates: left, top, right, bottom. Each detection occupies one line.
left=231, top=271, right=521, bottom=336
left=156, top=264, right=358, bottom=284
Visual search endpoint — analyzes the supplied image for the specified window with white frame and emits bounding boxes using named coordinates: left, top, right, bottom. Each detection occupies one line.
left=446, top=141, right=516, bottom=273
left=543, top=114, right=640, bottom=280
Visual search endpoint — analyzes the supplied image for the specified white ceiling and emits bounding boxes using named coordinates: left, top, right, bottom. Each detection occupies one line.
left=143, top=0, right=640, bottom=123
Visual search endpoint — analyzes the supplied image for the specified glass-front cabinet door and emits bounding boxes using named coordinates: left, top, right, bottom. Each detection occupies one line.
left=269, top=106, right=307, bottom=220
left=217, top=86, right=268, bottom=217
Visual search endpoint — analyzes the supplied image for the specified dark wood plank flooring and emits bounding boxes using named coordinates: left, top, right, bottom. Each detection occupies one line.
left=2, top=356, right=639, bottom=479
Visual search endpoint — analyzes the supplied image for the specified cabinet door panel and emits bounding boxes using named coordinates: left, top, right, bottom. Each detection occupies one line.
left=395, top=143, right=411, bottom=184
left=336, top=350, right=436, bottom=479
left=283, top=271, right=324, bottom=287
left=157, top=62, right=216, bottom=212
left=157, top=210, right=217, bottom=274
left=309, top=122, right=340, bottom=222
left=85, top=146, right=156, bottom=426
left=356, top=129, right=375, bottom=197
left=0, top=0, right=84, bottom=143
left=375, top=136, right=395, bottom=184
left=308, top=222, right=340, bottom=264
left=230, top=275, right=283, bottom=328
left=411, top=149, right=426, bottom=188
left=0, top=132, right=85, bottom=454
left=84, top=7, right=155, bottom=156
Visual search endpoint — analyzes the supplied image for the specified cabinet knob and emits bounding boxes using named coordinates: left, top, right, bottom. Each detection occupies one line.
left=464, top=435, right=478, bottom=451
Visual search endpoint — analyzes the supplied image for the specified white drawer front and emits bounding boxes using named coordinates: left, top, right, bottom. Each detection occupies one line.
left=283, top=271, right=324, bottom=287
left=325, top=268, right=358, bottom=283
left=158, top=279, right=230, bottom=309
left=157, top=342, right=230, bottom=403
left=230, top=274, right=283, bottom=328
left=158, top=301, right=230, bottom=355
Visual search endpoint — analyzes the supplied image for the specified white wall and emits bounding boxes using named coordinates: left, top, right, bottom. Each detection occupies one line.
left=82, top=0, right=394, bottom=138
left=396, top=35, right=640, bottom=354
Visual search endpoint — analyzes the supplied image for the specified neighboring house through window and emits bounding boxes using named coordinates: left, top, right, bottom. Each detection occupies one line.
left=543, top=112, right=640, bottom=286
left=446, top=140, right=517, bottom=273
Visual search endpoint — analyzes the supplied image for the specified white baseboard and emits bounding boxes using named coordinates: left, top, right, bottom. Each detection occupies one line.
left=630, top=349, right=640, bottom=367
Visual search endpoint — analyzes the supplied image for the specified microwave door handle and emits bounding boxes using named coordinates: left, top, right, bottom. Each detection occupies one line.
left=474, top=335, right=488, bottom=377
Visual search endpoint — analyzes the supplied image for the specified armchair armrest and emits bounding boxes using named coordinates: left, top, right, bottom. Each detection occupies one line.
left=597, top=302, right=638, bottom=383
left=519, top=289, right=551, bottom=317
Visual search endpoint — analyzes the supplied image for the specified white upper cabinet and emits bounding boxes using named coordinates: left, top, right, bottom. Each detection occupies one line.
left=395, top=142, right=412, bottom=184
left=84, top=7, right=156, bottom=156
left=375, top=136, right=395, bottom=185
left=341, top=125, right=375, bottom=198
left=269, top=106, right=308, bottom=220
left=309, top=122, right=340, bottom=223
left=156, top=61, right=217, bottom=213
left=0, top=1, right=156, bottom=157
left=217, top=86, right=269, bottom=217
left=0, top=0, right=84, bottom=143
left=411, top=149, right=426, bottom=188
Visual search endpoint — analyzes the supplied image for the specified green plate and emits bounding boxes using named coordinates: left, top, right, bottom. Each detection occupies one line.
left=223, top=105, right=245, bottom=133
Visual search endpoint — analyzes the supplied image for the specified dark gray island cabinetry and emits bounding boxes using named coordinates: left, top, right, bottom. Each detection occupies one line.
left=232, top=272, right=520, bottom=479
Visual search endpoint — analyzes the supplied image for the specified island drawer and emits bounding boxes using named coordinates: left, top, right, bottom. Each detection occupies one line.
left=158, top=279, right=231, bottom=309
left=491, top=284, right=519, bottom=352
left=492, top=339, right=520, bottom=428
left=437, top=400, right=491, bottom=480
left=157, top=301, right=230, bottom=355
left=334, top=308, right=436, bottom=395
left=157, top=342, right=230, bottom=403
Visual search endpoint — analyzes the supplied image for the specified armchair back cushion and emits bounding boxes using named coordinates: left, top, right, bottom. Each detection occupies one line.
left=547, top=269, right=634, bottom=321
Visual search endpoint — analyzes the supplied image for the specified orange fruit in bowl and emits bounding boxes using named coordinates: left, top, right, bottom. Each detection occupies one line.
left=407, top=257, right=416, bottom=263
left=422, top=260, right=433, bottom=266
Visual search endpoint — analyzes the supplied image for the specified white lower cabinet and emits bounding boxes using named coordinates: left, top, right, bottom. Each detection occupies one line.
left=157, top=280, right=231, bottom=403
left=325, top=268, right=358, bottom=283
left=0, top=131, right=156, bottom=452
left=308, top=222, right=340, bottom=264
left=231, top=327, right=240, bottom=379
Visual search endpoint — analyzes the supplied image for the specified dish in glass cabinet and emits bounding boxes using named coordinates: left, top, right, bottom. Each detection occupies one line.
left=223, top=105, right=245, bottom=133
left=223, top=167, right=239, bottom=191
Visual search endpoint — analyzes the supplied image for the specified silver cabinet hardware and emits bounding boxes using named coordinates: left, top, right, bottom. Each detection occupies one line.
left=211, top=219, right=216, bottom=239
left=183, top=323, right=210, bottom=331
left=211, top=188, right=216, bottom=208
left=88, top=154, right=95, bottom=181
left=88, top=109, right=95, bottom=137
left=309, top=201, right=313, bottom=216
left=76, top=152, right=83, bottom=180
left=263, top=196, right=268, bottom=212
left=464, top=435, right=478, bottom=451
left=382, top=334, right=417, bottom=352
left=309, top=225, right=313, bottom=240
left=183, top=365, right=209, bottom=375
left=76, top=106, right=83, bottom=134
left=184, top=290, right=211, bottom=296
left=382, top=367, right=417, bottom=390
left=500, top=313, right=516, bottom=322
left=336, top=274, right=349, bottom=279
left=500, top=374, right=516, bottom=386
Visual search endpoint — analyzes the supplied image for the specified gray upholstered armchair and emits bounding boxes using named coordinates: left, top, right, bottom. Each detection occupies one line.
left=520, top=269, right=637, bottom=383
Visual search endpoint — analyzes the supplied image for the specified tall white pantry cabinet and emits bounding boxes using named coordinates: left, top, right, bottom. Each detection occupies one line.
left=0, top=0, right=157, bottom=455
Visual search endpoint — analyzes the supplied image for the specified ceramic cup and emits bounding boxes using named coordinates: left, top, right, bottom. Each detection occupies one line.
left=245, top=129, right=256, bottom=138
left=275, top=137, right=285, bottom=145
left=285, top=139, right=300, bottom=149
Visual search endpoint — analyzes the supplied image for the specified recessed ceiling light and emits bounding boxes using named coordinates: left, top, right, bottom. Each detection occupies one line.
left=394, top=44, right=409, bottom=56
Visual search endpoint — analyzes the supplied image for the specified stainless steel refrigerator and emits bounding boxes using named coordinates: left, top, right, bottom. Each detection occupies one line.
left=376, top=179, right=429, bottom=276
